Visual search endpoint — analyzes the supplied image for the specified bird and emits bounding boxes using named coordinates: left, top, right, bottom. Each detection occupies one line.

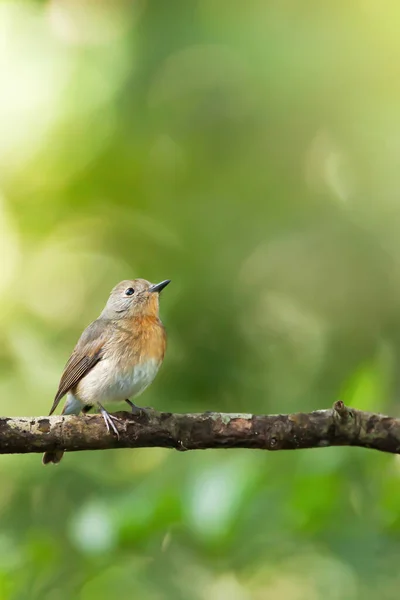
left=42, top=278, right=170, bottom=465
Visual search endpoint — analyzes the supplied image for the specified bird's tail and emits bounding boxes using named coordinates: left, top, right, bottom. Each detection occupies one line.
left=42, top=393, right=83, bottom=466
left=42, top=450, right=64, bottom=465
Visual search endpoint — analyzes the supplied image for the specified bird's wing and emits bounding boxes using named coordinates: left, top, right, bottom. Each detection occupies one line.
left=49, top=319, right=108, bottom=415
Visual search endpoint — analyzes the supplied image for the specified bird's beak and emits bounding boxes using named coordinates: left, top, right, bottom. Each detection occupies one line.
left=149, top=279, right=171, bottom=293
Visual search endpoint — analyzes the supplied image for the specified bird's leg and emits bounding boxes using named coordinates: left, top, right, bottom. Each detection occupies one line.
left=82, top=405, right=92, bottom=415
left=98, top=403, right=122, bottom=439
left=125, top=399, right=146, bottom=415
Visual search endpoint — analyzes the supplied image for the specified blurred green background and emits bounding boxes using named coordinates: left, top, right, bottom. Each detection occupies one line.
left=1, top=0, right=400, bottom=598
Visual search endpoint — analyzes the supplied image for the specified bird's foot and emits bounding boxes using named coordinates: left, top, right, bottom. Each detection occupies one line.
left=125, top=399, right=150, bottom=416
left=98, top=403, right=122, bottom=439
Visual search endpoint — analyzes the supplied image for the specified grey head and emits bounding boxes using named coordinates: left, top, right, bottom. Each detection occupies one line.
left=100, top=278, right=171, bottom=320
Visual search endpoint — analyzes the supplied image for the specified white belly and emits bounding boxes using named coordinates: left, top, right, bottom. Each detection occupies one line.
left=76, top=358, right=161, bottom=406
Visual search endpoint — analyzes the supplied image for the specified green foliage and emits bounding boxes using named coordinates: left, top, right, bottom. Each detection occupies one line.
left=1, top=0, right=400, bottom=598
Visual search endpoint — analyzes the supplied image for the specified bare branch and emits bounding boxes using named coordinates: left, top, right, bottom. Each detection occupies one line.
left=0, top=402, right=399, bottom=457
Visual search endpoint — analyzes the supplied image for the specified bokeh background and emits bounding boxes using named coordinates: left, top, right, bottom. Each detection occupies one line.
left=1, top=0, right=400, bottom=598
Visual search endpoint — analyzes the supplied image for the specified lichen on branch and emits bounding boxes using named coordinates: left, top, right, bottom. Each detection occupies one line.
left=0, top=402, right=399, bottom=457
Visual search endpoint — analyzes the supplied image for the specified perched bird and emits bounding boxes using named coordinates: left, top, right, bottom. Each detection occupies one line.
left=42, top=278, right=170, bottom=465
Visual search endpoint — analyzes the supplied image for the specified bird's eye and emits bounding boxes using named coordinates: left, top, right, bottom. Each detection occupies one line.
left=125, top=288, right=135, bottom=296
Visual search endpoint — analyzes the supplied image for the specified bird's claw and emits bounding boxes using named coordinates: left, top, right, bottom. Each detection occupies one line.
left=125, top=399, right=150, bottom=416
left=98, top=404, right=122, bottom=440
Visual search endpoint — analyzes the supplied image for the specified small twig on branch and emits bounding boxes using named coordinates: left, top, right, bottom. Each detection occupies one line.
left=0, top=402, right=399, bottom=457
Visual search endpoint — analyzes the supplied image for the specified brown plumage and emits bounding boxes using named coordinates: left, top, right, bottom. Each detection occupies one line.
left=42, top=278, right=170, bottom=465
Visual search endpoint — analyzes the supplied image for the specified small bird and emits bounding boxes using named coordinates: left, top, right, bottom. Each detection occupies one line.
left=42, top=278, right=170, bottom=465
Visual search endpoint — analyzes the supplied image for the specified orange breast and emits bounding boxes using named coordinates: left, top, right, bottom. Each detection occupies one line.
left=119, top=315, right=167, bottom=366
left=140, top=316, right=167, bottom=363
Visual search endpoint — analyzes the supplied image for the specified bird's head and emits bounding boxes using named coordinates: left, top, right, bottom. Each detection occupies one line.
left=102, top=278, right=171, bottom=319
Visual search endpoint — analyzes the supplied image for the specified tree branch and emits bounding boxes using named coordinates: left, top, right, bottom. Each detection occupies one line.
left=0, top=402, right=399, bottom=456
